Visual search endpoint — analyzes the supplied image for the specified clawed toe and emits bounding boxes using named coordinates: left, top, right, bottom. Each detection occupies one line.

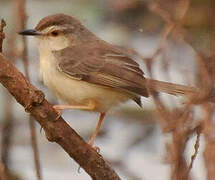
left=53, top=105, right=63, bottom=119
left=92, top=146, right=100, bottom=153
left=88, top=143, right=100, bottom=153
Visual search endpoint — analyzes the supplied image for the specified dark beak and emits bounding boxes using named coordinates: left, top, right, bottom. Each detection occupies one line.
left=18, top=29, right=40, bottom=36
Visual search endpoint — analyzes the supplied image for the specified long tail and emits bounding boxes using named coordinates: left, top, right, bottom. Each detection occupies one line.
left=145, top=79, right=199, bottom=96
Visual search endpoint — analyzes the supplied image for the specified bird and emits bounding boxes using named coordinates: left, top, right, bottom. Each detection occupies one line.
left=19, top=13, right=198, bottom=148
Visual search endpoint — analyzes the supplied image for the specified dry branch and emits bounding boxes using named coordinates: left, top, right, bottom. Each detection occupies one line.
left=0, top=18, right=9, bottom=180
left=145, top=1, right=203, bottom=180
left=187, top=125, right=201, bottom=173
left=0, top=19, right=6, bottom=52
left=203, top=104, right=215, bottom=180
left=0, top=53, right=121, bottom=180
left=0, top=161, right=7, bottom=180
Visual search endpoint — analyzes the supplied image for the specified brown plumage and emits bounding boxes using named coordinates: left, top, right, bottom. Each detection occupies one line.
left=54, top=44, right=149, bottom=97
left=19, top=13, right=199, bottom=147
left=35, top=14, right=81, bottom=31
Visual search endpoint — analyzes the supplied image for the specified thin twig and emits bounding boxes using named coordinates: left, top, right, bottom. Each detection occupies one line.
left=1, top=93, right=13, bottom=168
left=16, top=0, right=42, bottom=179
left=0, top=162, right=7, bottom=180
left=187, top=125, right=201, bottom=173
left=0, top=18, right=8, bottom=180
left=145, top=1, right=200, bottom=180
left=202, top=103, right=215, bottom=180
left=0, top=19, right=6, bottom=52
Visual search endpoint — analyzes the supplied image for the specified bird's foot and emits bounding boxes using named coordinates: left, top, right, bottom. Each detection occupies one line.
left=92, top=146, right=100, bottom=153
left=88, top=143, right=100, bottom=153
left=88, top=139, right=101, bottom=153
left=53, top=105, right=63, bottom=119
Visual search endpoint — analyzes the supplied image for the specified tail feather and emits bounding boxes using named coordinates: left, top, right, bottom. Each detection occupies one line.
left=145, top=79, right=199, bottom=96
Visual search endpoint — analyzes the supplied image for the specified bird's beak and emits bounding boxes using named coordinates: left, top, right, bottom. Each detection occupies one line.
left=18, top=29, right=41, bottom=36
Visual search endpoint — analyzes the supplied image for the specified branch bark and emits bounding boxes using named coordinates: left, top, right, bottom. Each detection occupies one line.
left=0, top=53, right=121, bottom=180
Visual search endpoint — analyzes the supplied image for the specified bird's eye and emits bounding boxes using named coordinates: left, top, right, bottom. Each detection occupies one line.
left=50, top=30, right=60, bottom=37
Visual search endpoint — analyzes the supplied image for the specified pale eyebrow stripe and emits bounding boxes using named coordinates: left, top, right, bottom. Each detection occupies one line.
left=41, top=27, right=74, bottom=36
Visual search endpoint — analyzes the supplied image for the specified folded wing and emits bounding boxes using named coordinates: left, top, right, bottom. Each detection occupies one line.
left=53, top=44, right=148, bottom=97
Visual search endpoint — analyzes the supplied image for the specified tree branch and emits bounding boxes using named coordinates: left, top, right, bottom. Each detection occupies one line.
left=0, top=53, right=121, bottom=180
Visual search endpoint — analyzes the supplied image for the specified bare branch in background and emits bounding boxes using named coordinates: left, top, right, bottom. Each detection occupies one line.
left=0, top=53, right=121, bottom=180
left=0, top=18, right=8, bottom=180
left=1, top=3, right=20, bottom=178
left=203, top=104, right=215, bottom=180
left=145, top=1, right=207, bottom=180
left=0, top=19, right=6, bottom=52
left=16, top=0, right=42, bottom=179
left=0, top=161, right=7, bottom=180
left=187, top=125, right=201, bottom=174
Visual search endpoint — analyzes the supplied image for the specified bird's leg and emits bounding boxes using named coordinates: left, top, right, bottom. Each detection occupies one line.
left=88, top=112, right=106, bottom=148
left=53, top=100, right=97, bottom=115
left=53, top=101, right=105, bottom=149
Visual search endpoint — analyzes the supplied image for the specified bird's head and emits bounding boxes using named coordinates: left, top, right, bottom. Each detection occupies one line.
left=19, top=13, right=93, bottom=51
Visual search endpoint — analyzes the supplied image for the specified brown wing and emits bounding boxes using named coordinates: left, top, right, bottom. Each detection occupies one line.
left=53, top=45, right=148, bottom=97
